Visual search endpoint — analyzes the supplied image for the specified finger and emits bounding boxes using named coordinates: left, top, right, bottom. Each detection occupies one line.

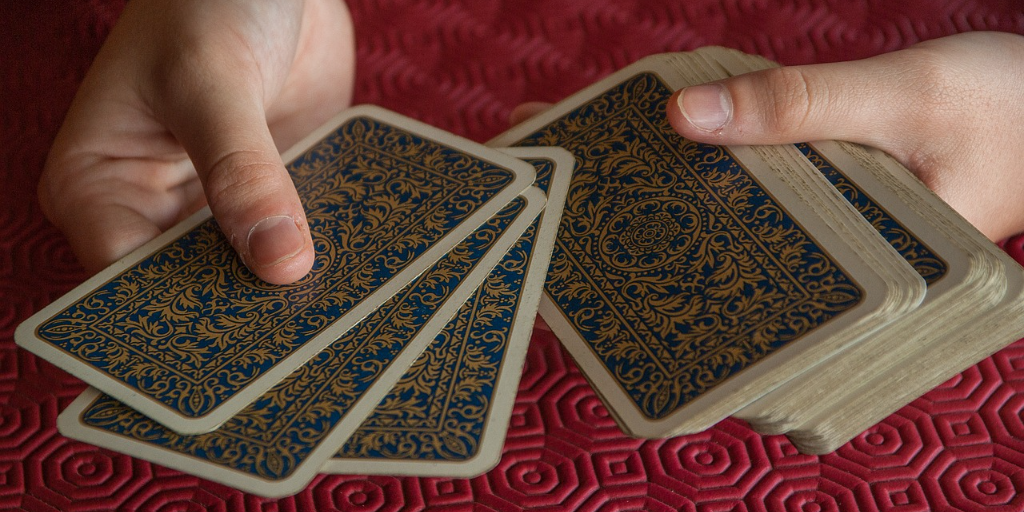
left=39, top=191, right=163, bottom=274
left=663, top=36, right=1024, bottom=242
left=509, top=102, right=553, bottom=126
left=665, top=52, right=930, bottom=154
left=38, top=157, right=205, bottom=272
left=154, top=56, right=314, bottom=285
left=38, top=2, right=213, bottom=274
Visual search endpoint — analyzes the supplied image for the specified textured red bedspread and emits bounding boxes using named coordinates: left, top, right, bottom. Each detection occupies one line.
left=4, top=1, right=1024, bottom=510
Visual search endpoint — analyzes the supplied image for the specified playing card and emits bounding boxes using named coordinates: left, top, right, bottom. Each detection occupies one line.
left=19, top=106, right=535, bottom=434
left=706, top=47, right=1024, bottom=453
left=56, top=185, right=546, bottom=497
left=783, top=142, right=1024, bottom=453
left=489, top=50, right=926, bottom=438
left=795, top=142, right=950, bottom=286
left=734, top=137, right=1000, bottom=436
left=323, top=147, right=573, bottom=477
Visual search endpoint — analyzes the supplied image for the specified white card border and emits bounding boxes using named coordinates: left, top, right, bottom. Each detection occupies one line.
left=320, top=147, right=573, bottom=476
left=492, top=52, right=925, bottom=437
left=57, top=185, right=546, bottom=497
left=20, top=105, right=536, bottom=434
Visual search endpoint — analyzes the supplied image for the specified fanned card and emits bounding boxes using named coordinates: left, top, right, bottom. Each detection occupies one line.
left=489, top=50, right=926, bottom=438
left=324, top=147, right=573, bottom=477
left=19, top=106, right=535, bottom=434
left=56, top=185, right=546, bottom=497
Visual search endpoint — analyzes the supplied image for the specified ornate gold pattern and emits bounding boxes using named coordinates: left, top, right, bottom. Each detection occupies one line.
left=40, top=117, right=518, bottom=419
left=335, top=241, right=530, bottom=461
left=601, top=198, right=699, bottom=270
left=515, top=73, right=863, bottom=420
left=797, top=143, right=947, bottom=285
left=77, top=197, right=530, bottom=480
left=333, top=157, right=555, bottom=462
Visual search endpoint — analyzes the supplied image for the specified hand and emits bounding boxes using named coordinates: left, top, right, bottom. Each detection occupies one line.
left=39, top=0, right=355, bottom=284
left=666, top=31, right=1024, bottom=242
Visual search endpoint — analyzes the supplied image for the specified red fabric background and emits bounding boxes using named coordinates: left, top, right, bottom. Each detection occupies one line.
left=4, top=1, right=1024, bottom=510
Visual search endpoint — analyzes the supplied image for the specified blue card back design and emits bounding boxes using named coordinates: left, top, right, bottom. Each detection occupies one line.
left=38, top=116, right=518, bottom=420
left=333, top=158, right=555, bottom=462
left=796, top=143, right=947, bottom=285
left=73, top=196, right=530, bottom=480
left=513, top=73, right=864, bottom=420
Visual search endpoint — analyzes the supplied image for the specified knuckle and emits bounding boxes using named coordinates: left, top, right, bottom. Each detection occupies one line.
left=149, top=42, right=213, bottom=102
left=36, top=165, right=60, bottom=222
left=37, top=159, right=108, bottom=235
left=148, top=31, right=258, bottom=107
left=202, top=151, right=286, bottom=224
left=37, top=156, right=79, bottom=226
left=897, top=47, right=964, bottom=119
left=755, top=67, right=822, bottom=135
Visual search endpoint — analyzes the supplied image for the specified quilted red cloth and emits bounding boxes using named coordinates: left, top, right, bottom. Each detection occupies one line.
left=4, top=1, right=1024, bottom=510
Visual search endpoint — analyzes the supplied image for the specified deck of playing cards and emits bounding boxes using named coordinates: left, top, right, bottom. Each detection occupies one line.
left=491, top=47, right=1024, bottom=455
left=16, top=47, right=1024, bottom=497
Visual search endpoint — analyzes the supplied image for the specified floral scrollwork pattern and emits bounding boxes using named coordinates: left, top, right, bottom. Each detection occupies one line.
left=40, top=117, right=518, bottom=419
left=514, top=73, right=864, bottom=420
left=335, top=158, right=553, bottom=462
left=77, top=196, right=530, bottom=480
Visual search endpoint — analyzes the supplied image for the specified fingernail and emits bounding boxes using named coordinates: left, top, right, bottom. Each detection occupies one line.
left=246, top=215, right=304, bottom=268
left=678, top=84, right=731, bottom=132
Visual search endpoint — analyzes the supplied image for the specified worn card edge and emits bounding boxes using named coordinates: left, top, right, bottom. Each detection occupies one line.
left=494, top=51, right=923, bottom=437
left=21, top=105, right=537, bottom=434
left=320, top=147, right=572, bottom=476
left=57, top=186, right=546, bottom=497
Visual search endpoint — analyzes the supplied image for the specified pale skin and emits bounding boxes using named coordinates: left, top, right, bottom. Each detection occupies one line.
left=42, top=3, right=1023, bottom=286
left=40, top=0, right=355, bottom=285
left=516, top=31, right=1024, bottom=243
left=665, top=31, right=1024, bottom=243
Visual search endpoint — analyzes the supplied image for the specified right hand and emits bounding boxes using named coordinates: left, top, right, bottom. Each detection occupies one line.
left=40, top=0, right=356, bottom=284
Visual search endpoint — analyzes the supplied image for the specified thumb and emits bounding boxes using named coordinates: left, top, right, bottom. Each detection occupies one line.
left=665, top=53, right=926, bottom=155
left=158, top=76, right=314, bottom=285
left=663, top=35, right=1024, bottom=241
